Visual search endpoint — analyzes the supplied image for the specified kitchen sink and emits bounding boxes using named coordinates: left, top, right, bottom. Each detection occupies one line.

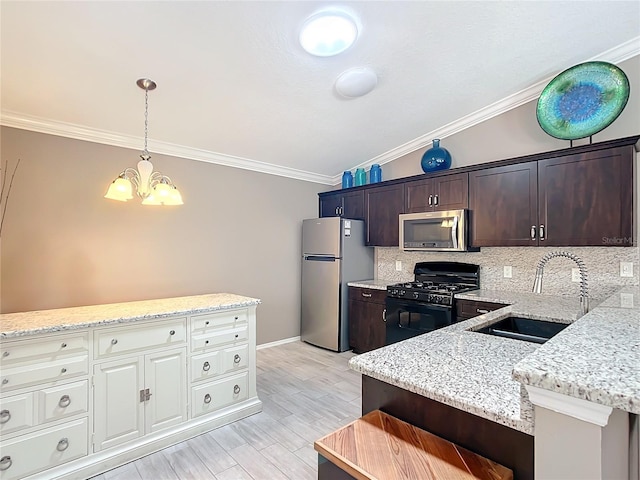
left=474, top=316, right=570, bottom=344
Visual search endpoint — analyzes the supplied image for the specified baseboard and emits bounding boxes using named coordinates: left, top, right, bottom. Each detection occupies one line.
left=257, top=336, right=300, bottom=350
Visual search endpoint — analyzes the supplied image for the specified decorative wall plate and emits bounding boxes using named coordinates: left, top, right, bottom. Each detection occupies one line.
left=536, top=61, right=629, bottom=140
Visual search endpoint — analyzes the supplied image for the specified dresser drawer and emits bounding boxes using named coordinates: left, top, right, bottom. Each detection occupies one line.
left=0, top=417, right=88, bottom=480
left=0, top=355, right=88, bottom=393
left=0, top=333, right=89, bottom=366
left=191, top=325, right=248, bottom=353
left=190, top=344, right=248, bottom=382
left=191, top=310, right=248, bottom=332
left=191, top=372, right=248, bottom=418
left=95, top=318, right=187, bottom=359
left=39, top=380, right=88, bottom=423
left=0, top=393, right=34, bottom=436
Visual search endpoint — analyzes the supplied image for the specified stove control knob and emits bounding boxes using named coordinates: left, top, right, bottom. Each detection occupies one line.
left=413, top=292, right=419, bottom=300
left=390, top=289, right=398, bottom=296
left=399, top=290, right=406, bottom=296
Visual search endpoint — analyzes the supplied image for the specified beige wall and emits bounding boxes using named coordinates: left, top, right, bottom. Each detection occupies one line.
left=0, top=127, right=323, bottom=345
left=382, top=56, right=640, bottom=181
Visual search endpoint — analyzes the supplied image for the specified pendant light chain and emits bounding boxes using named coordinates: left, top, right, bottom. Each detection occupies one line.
left=141, top=86, right=150, bottom=161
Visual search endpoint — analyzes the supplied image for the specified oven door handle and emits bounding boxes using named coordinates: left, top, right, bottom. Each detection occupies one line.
left=385, top=299, right=453, bottom=312
left=451, top=215, right=459, bottom=250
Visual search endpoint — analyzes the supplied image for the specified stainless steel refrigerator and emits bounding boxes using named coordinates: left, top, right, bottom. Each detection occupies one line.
left=301, top=217, right=374, bottom=352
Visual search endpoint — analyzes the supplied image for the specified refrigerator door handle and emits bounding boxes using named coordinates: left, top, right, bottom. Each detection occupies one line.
left=303, top=255, right=338, bottom=261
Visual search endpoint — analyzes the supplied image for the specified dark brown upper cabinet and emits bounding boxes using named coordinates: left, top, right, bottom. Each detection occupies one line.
left=319, top=190, right=365, bottom=220
left=405, top=172, right=468, bottom=213
left=469, top=145, right=635, bottom=247
left=365, top=184, right=404, bottom=247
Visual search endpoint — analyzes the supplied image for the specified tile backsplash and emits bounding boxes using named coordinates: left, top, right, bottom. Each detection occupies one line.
left=376, top=246, right=639, bottom=300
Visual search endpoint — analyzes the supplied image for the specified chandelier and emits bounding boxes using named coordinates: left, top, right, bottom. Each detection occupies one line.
left=104, top=78, right=183, bottom=205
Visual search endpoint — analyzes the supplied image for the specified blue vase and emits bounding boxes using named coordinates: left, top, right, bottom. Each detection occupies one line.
left=421, top=139, right=452, bottom=173
left=342, top=171, right=353, bottom=188
left=370, top=164, right=382, bottom=183
left=355, top=168, right=366, bottom=186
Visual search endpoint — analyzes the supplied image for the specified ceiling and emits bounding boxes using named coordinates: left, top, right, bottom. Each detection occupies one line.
left=2, top=1, right=639, bottom=185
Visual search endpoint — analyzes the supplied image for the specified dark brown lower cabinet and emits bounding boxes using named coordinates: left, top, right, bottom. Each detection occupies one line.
left=362, top=375, right=533, bottom=480
left=348, top=287, right=386, bottom=354
left=455, top=299, right=508, bottom=322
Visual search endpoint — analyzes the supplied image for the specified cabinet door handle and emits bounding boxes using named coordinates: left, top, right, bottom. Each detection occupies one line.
left=2, top=351, right=8, bottom=358
left=434, top=194, right=439, bottom=206
left=539, top=224, right=545, bottom=240
left=530, top=225, right=536, bottom=240
left=428, top=195, right=433, bottom=206
left=233, top=385, right=241, bottom=395
left=361, top=292, right=372, bottom=298
left=61, top=343, right=67, bottom=348
left=203, top=361, right=211, bottom=371
left=169, top=330, right=176, bottom=336
left=476, top=309, right=489, bottom=314
left=234, top=354, right=241, bottom=364
left=56, top=438, right=69, bottom=452
left=0, top=410, right=10, bottom=424
left=58, top=395, right=71, bottom=408
left=111, top=338, right=118, bottom=345
left=0, top=456, right=12, bottom=471
left=382, top=309, right=386, bottom=322
left=61, top=368, right=67, bottom=374
left=335, top=206, right=340, bottom=216
left=204, top=393, right=212, bottom=404
left=1, top=379, right=7, bottom=385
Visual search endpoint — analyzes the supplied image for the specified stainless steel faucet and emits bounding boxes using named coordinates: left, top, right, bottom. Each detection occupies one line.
left=532, top=251, right=589, bottom=316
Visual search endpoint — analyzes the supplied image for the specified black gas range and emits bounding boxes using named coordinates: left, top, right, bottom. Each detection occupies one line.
left=385, top=261, right=479, bottom=345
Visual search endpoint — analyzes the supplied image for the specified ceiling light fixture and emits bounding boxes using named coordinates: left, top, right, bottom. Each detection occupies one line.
left=104, top=78, right=183, bottom=205
left=299, top=11, right=358, bottom=57
left=335, top=67, right=378, bottom=98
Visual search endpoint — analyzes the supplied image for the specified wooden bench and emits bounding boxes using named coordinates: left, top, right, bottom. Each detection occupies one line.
left=314, top=410, right=513, bottom=480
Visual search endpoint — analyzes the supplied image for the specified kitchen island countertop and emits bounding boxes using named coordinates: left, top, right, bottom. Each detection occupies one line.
left=349, top=286, right=639, bottom=434
left=0, top=293, right=261, bottom=339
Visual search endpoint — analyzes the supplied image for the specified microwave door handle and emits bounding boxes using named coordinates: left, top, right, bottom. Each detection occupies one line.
left=451, top=215, right=459, bottom=249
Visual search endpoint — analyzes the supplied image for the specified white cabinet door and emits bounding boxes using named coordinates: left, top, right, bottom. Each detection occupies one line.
left=144, top=348, right=187, bottom=433
left=93, top=357, right=144, bottom=452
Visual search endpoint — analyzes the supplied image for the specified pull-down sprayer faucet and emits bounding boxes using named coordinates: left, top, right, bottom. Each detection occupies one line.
left=532, top=251, right=589, bottom=316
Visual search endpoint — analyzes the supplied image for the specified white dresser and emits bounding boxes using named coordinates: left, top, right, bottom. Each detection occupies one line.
left=0, top=294, right=261, bottom=480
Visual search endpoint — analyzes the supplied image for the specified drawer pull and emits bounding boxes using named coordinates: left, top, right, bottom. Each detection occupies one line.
left=0, top=410, right=11, bottom=424
left=204, top=393, right=211, bottom=404
left=170, top=330, right=176, bottom=335
left=361, top=292, right=372, bottom=298
left=234, top=354, right=241, bottom=364
left=234, top=316, right=239, bottom=320
left=233, top=384, right=241, bottom=395
left=61, top=368, right=67, bottom=374
left=111, top=339, right=118, bottom=345
left=56, top=438, right=69, bottom=452
left=0, top=456, right=12, bottom=471
left=234, top=334, right=239, bottom=339
left=2, top=379, right=8, bottom=385
left=2, top=351, right=8, bottom=358
left=476, top=309, right=489, bottom=314
left=205, top=340, right=210, bottom=345
left=59, top=395, right=72, bottom=408
left=203, top=361, right=211, bottom=371
left=205, top=321, right=210, bottom=325
left=61, top=342, right=67, bottom=348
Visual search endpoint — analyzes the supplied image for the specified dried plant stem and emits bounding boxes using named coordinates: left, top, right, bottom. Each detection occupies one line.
left=0, top=158, right=21, bottom=237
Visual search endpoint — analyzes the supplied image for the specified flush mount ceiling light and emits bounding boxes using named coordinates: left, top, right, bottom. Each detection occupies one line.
left=335, top=67, right=378, bottom=98
left=299, top=11, right=358, bottom=57
left=104, top=78, right=183, bottom=206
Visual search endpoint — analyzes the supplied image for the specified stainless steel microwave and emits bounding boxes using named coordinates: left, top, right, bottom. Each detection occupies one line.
left=399, top=209, right=470, bottom=252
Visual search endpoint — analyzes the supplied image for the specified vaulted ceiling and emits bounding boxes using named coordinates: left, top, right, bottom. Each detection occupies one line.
left=2, top=1, right=639, bottom=184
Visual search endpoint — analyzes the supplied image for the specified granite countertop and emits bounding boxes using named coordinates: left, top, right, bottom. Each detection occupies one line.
left=349, top=286, right=639, bottom=434
left=347, top=279, right=397, bottom=290
left=0, top=293, right=261, bottom=339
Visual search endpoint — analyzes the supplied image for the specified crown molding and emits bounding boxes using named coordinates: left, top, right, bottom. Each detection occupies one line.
left=0, top=111, right=335, bottom=185
left=3, top=37, right=638, bottom=188
left=337, top=37, right=640, bottom=185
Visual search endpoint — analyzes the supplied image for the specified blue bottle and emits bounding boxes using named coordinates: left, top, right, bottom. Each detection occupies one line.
left=341, top=171, right=353, bottom=188
left=421, top=139, right=452, bottom=173
left=370, top=164, right=382, bottom=183
left=355, top=168, right=366, bottom=186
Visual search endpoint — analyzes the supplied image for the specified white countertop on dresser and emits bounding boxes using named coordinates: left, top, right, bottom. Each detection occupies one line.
left=0, top=293, right=261, bottom=339
left=349, top=285, right=640, bottom=434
